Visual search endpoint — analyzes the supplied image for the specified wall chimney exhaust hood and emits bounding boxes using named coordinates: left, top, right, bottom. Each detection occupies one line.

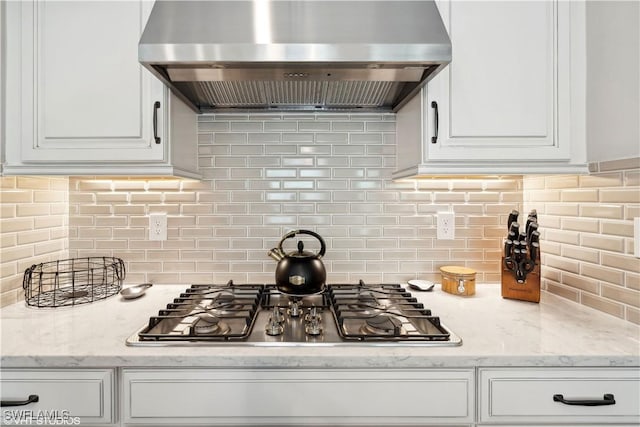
left=139, top=0, right=451, bottom=113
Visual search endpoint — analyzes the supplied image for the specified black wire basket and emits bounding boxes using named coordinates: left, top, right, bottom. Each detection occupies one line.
left=23, top=257, right=125, bottom=308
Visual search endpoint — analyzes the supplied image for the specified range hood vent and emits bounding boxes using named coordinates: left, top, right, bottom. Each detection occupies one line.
left=139, top=1, right=451, bottom=113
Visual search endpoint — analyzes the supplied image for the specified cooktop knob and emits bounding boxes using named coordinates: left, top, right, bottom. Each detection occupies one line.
left=305, top=306, right=321, bottom=322
left=288, top=300, right=302, bottom=318
left=265, top=318, right=284, bottom=336
left=305, top=316, right=322, bottom=336
left=271, top=307, right=285, bottom=323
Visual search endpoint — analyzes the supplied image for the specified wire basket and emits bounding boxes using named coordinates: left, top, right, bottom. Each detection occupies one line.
left=23, top=257, right=125, bottom=308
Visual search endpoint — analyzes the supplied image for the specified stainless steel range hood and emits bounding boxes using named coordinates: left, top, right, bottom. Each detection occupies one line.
left=139, top=0, right=451, bottom=113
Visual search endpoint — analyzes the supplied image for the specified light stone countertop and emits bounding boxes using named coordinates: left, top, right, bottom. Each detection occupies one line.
left=1, top=284, right=638, bottom=369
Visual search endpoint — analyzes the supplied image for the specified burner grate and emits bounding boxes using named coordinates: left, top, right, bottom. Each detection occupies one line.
left=137, top=282, right=264, bottom=342
left=328, top=283, right=451, bottom=342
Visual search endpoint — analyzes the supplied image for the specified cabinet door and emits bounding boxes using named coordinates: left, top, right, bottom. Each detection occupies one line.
left=0, top=369, right=115, bottom=425
left=123, top=368, right=475, bottom=425
left=426, top=0, right=573, bottom=161
left=18, top=0, right=165, bottom=163
left=479, top=368, right=640, bottom=425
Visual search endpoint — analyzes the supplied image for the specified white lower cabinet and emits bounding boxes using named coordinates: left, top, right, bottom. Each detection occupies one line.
left=2, top=367, right=637, bottom=426
left=122, top=368, right=475, bottom=426
left=478, top=368, right=640, bottom=426
left=0, top=369, right=116, bottom=426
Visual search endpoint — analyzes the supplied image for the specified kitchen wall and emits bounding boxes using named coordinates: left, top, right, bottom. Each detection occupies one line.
left=67, top=113, right=521, bottom=287
left=0, top=176, right=68, bottom=306
left=0, top=116, right=637, bottom=325
left=524, top=158, right=640, bottom=324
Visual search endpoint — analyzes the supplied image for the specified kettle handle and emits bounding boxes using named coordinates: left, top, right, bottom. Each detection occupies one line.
left=278, top=230, right=326, bottom=258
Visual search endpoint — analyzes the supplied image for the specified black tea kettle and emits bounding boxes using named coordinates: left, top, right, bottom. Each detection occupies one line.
left=267, top=230, right=326, bottom=295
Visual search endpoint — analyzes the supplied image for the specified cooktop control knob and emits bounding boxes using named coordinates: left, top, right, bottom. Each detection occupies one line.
left=265, top=317, right=284, bottom=336
left=271, top=307, right=285, bottom=323
left=288, top=300, right=302, bottom=318
left=305, top=306, right=320, bottom=321
left=305, top=316, right=322, bottom=336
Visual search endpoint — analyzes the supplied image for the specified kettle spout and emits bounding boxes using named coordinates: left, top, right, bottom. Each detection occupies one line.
left=267, top=248, right=284, bottom=261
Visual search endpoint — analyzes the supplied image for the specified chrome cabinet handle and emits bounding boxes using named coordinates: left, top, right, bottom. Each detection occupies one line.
left=153, top=101, right=161, bottom=144
left=553, top=393, right=616, bottom=406
left=431, top=101, right=439, bottom=144
left=1, top=394, right=39, bottom=407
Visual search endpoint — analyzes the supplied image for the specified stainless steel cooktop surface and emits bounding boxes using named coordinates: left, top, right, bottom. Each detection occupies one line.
left=126, top=281, right=462, bottom=347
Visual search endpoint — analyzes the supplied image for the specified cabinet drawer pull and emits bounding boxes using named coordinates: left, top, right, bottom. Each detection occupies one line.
left=153, top=101, right=161, bottom=144
left=431, top=101, right=439, bottom=144
left=553, top=393, right=615, bottom=406
left=1, top=394, right=39, bottom=407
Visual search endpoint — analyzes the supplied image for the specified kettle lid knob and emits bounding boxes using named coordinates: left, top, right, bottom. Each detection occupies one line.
left=297, top=241, right=304, bottom=254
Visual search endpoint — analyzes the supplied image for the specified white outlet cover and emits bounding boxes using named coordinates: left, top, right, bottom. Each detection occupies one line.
left=437, top=211, right=455, bottom=240
left=149, top=213, right=168, bottom=241
left=634, top=217, right=640, bottom=258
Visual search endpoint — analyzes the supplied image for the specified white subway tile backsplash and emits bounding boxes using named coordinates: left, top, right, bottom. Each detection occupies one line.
left=351, top=180, right=382, bottom=190
left=298, top=121, right=331, bottom=131
left=264, top=215, right=297, bottom=225
left=198, top=120, right=229, bottom=132
left=349, top=133, right=383, bottom=144
left=230, top=168, right=263, bottom=179
left=0, top=115, right=599, bottom=318
left=283, top=181, right=314, bottom=190
left=316, top=133, right=349, bottom=143
left=265, top=169, right=297, bottom=178
left=216, top=133, right=249, bottom=144
left=525, top=163, right=640, bottom=323
left=264, top=121, right=298, bottom=132
left=299, top=192, right=331, bottom=202
left=214, top=156, right=247, bottom=167
left=282, top=157, right=314, bottom=167
left=331, top=121, right=365, bottom=132
left=282, top=133, right=314, bottom=143
left=230, top=121, right=263, bottom=132
left=365, top=121, right=395, bottom=132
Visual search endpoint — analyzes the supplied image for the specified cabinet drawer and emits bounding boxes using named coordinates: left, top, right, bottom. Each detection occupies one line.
left=123, top=368, right=474, bottom=425
left=479, top=368, right=640, bottom=424
left=0, top=369, right=115, bottom=425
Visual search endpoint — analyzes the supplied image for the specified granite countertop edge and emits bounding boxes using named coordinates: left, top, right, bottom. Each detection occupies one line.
left=1, top=355, right=639, bottom=369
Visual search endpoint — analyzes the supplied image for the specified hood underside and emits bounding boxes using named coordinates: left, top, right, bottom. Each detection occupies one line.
left=139, top=0, right=451, bottom=113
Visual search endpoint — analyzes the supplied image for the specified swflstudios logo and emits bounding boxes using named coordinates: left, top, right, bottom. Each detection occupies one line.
left=2, top=409, right=80, bottom=425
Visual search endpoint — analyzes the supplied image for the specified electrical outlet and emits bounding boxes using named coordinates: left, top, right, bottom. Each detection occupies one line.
left=437, top=211, right=455, bottom=240
left=634, top=217, right=640, bottom=258
left=149, top=213, right=167, bottom=241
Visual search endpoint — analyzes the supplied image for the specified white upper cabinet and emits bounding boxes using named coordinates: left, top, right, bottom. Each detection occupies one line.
left=2, top=1, right=200, bottom=178
left=394, top=0, right=588, bottom=177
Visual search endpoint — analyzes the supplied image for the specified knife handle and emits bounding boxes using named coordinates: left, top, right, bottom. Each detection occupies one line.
left=509, top=222, right=520, bottom=237
left=507, top=210, right=519, bottom=230
left=530, top=241, right=539, bottom=262
left=504, top=239, right=513, bottom=258
left=530, top=230, right=540, bottom=244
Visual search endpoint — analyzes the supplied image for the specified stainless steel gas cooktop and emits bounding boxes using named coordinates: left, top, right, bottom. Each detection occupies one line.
left=126, top=281, right=462, bottom=347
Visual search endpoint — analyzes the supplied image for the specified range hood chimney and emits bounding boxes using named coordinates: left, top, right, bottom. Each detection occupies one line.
left=139, top=0, right=451, bottom=113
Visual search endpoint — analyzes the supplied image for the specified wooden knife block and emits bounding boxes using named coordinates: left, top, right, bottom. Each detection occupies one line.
left=501, top=256, right=541, bottom=303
